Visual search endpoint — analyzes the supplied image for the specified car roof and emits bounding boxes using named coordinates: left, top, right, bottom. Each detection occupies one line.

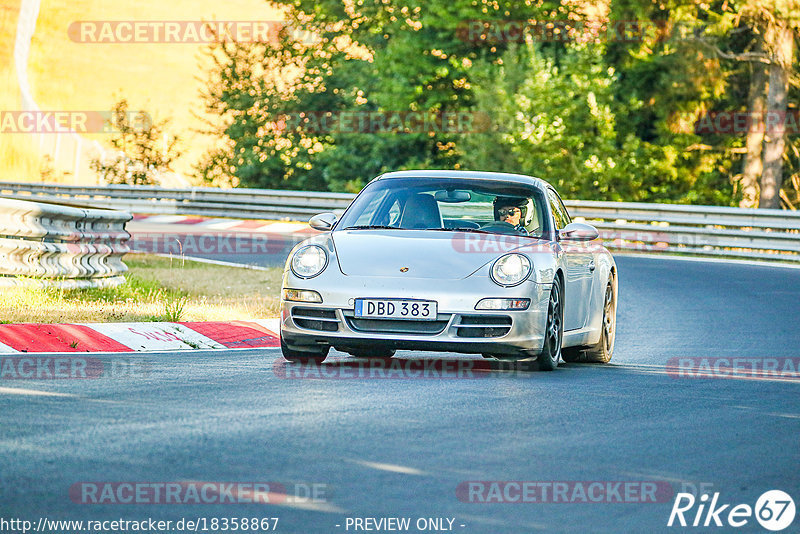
left=375, top=170, right=551, bottom=190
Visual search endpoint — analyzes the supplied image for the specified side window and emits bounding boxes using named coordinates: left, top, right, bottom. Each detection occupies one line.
left=547, top=188, right=571, bottom=230
left=387, top=199, right=402, bottom=226
left=351, top=190, right=390, bottom=226
left=555, top=193, right=572, bottom=226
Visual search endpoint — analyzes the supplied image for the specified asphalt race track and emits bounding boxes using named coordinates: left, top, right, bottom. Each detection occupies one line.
left=125, top=222, right=310, bottom=268
left=1, top=255, right=799, bottom=533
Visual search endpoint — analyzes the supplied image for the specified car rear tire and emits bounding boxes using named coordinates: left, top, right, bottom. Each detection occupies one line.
left=561, top=346, right=583, bottom=362
left=281, top=338, right=329, bottom=364
left=537, top=280, right=563, bottom=371
left=584, top=276, right=616, bottom=363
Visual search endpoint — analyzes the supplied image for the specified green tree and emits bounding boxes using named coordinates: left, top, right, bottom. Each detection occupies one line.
left=196, top=0, right=567, bottom=191
left=460, top=38, right=731, bottom=203
left=609, top=0, right=799, bottom=208
left=197, top=0, right=796, bottom=208
left=91, top=99, right=181, bottom=186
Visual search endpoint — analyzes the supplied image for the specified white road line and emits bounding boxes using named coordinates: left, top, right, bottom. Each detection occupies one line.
left=0, top=387, right=78, bottom=397
left=138, top=215, right=192, bottom=224
left=616, top=253, right=800, bottom=270
left=257, top=222, right=309, bottom=233
left=348, top=459, right=427, bottom=475
left=201, top=220, right=246, bottom=229
left=153, top=253, right=275, bottom=271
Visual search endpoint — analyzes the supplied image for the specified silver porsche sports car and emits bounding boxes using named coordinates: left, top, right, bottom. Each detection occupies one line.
left=280, top=170, right=617, bottom=370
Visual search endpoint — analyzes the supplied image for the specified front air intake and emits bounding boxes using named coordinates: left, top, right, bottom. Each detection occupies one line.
left=454, top=315, right=512, bottom=338
left=291, top=307, right=339, bottom=332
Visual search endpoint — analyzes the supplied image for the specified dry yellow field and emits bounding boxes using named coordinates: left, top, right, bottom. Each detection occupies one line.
left=2, top=0, right=283, bottom=183
left=0, top=0, right=45, bottom=182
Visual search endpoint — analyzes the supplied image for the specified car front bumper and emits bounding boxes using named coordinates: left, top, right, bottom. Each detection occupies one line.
left=280, top=271, right=551, bottom=356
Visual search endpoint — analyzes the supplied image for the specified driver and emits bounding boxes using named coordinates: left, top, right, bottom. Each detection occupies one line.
left=493, top=196, right=533, bottom=235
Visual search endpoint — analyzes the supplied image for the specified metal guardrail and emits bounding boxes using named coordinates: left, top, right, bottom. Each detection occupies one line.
left=565, top=199, right=800, bottom=262
left=0, top=197, right=132, bottom=287
left=1, top=181, right=799, bottom=263
left=0, top=182, right=353, bottom=220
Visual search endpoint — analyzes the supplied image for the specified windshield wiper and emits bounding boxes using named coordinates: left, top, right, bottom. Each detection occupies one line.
left=427, top=227, right=493, bottom=234
left=341, top=225, right=405, bottom=230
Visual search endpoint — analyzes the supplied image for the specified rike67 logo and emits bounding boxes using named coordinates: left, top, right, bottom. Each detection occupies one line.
left=668, top=490, right=795, bottom=531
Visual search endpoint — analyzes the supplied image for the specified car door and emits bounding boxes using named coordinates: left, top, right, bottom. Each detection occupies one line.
left=547, top=188, right=594, bottom=330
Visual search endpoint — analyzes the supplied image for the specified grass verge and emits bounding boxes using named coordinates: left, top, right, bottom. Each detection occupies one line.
left=0, top=254, right=283, bottom=323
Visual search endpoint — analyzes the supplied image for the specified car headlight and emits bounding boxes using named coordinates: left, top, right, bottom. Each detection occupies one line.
left=291, top=245, right=328, bottom=278
left=475, top=298, right=530, bottom=310
left=490, top=253, right=532, bottom=287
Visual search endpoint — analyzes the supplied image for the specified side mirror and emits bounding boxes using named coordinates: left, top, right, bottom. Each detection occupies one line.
left=309, top=212, right=338, bottom=231
left=559, top=222, right=599, bottom=241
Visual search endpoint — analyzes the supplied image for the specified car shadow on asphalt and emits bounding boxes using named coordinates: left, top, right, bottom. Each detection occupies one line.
left=270, top=353, right=596, bottom=379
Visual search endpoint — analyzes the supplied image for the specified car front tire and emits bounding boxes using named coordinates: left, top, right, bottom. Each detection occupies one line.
left=281, top=337, right=329, bottom=364
left=537, top=280, right=563, bottom=371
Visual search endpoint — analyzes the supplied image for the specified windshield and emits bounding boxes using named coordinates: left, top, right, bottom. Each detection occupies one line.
left=336, top=177, right=549, bottom=238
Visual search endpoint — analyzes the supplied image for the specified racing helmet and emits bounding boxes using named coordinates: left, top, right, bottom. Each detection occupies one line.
left=493, top=196, right=535, bottom=227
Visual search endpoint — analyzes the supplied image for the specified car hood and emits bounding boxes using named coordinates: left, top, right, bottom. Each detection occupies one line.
left=331, top=229, right=529, bottom=279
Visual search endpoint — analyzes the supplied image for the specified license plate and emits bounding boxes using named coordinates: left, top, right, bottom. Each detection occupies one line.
left=354, top=299, right=438, bottom=321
